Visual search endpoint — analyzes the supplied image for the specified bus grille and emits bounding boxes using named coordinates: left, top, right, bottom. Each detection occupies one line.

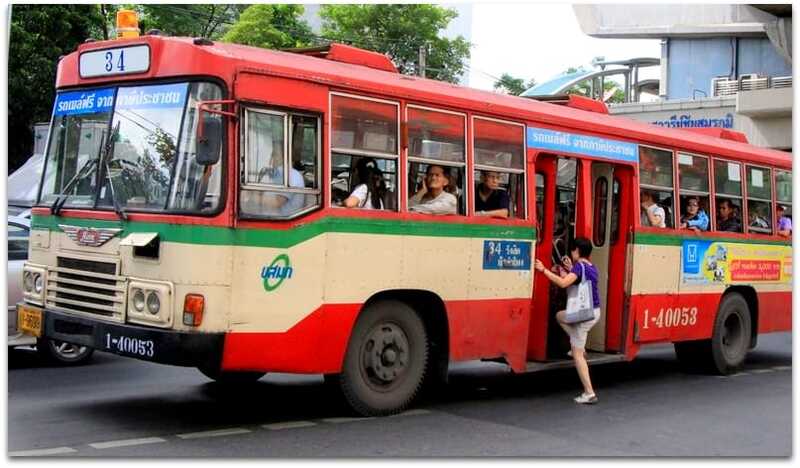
left=46, top=257, right=126, bottom=321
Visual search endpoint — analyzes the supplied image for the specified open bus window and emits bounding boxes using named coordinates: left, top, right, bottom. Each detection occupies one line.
left=678, top=153, right=710, bottom=231
left=240, top=108, right=320, bottom=219
left=639, top=146, right=675, bottom=228
left=332, top=154, right=397, bottom=211
left=714, top=160, right=744, bottom=233
left=775, top=170, right=792, bottom=236
left=746, top=165, right=772, bottom=234
left=408, top=162, right=463, bottom=215
left=472, top=117, right=525, bottom=219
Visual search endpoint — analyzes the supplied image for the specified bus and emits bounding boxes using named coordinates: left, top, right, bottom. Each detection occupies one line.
left=17, top=22, right=791, bottom=416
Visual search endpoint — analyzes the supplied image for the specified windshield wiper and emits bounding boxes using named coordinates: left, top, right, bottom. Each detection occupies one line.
left=51, top=157, right=99, bottom=216
left=101, top=122, right=127, bottom=221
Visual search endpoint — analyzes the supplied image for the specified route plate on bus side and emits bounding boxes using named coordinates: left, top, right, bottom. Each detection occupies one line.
left=17, top=305, right=43, bottom=338
left=79, top=45, right=150, bottom=78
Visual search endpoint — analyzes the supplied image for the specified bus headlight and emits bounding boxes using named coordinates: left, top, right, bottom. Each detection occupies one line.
left=132, top=289, right=146, bottom=312
left=22, top=264, right=46, bottom=305
left=33, top=274, right=43, bottom=293
left=23, top=271, right=34, bottom=292
left=146, top=291, right=161, bottom=315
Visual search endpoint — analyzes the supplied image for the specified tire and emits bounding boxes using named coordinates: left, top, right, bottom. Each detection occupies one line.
left=339, top=300, right=429, bottom=416
left=198, top=365, right=266, bottom=384
left=709, top=293, right=751, bottom=375
left=37, top=338, right=94, bottom=365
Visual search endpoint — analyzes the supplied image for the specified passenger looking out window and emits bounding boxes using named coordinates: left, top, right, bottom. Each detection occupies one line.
left=640, top=190, right=666, bottom=228
left=680, top=196, right=709, bottom=231
left=716, top=199, right=742, bottom=233
left=475, top=170, right=509, bottom=218
left=777, top=205, right=792, bottom=238
left=343, top=158, right=387, bottom=210
left=748, top=203, right=771, bottom=232
left=409, top=164, right=457, bottom=215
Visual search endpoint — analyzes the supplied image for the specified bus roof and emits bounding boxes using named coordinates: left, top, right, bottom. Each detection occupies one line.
left=60, top=36, right=791, bottom=169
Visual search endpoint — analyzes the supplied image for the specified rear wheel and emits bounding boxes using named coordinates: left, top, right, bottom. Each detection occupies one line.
left=339, top=300, right=428, bottom=416
left=198, top=365, right=266, bottom=384
left=37, top=338, right=94, bottom=365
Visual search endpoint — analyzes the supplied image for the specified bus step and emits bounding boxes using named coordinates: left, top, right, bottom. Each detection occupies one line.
left=524, top=352, right=627, bottom=373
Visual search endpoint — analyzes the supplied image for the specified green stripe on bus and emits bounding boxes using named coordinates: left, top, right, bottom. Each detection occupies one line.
left=633, top=232, right=791, bottom=247
left=31, top=215, right=535, bottom=247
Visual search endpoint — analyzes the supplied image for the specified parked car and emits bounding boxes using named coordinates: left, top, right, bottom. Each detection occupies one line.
left=8, top=216, right=94, bottom=364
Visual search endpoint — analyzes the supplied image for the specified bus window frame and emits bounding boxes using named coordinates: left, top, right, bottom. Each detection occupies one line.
left=711, top=156, right=745, bottom=234
left=744, top=163, right=774, bottom=236
left=638, top=144, right=677, bottom=229
left=329, top=91, right=401, bottom=212
left=240, top=105, right=322, bottom=220
left=677, top=151, right=711, bottom=231
left=471, top=115, right=527, bottom=220
left=406, top=104, right=468, bottom=216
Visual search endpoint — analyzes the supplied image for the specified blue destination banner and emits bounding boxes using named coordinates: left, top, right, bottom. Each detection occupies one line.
left=116, top=83, right=188, bottom=110
left=483, top=240, right=532, bottom=270
left=526, top=126, right=639, bottom=163
left=53, top=88, right=115, bottom=116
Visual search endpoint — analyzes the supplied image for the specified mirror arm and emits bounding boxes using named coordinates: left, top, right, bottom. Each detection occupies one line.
left=196, top=100, right=238, bottom=141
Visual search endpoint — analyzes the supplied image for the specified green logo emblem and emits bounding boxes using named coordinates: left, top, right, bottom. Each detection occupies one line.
left=261, top=254, right=293, bottom=292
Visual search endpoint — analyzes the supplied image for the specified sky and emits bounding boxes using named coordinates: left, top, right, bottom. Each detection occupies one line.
left=447, top=3, right=662, bottom=92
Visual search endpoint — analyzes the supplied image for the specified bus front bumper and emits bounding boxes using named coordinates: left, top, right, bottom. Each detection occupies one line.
left=33, top=306, right=224, bottom=367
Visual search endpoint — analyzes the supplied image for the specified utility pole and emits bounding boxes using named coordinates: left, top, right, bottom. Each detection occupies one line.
left=418, top=44, right=426, bottom=78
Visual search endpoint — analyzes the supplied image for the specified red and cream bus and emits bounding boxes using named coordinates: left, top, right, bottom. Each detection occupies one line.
left=17, top=24, right=791, bottom=416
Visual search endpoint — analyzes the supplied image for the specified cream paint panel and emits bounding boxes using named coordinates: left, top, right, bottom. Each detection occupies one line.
left=323, top=233, right=405, bottom=302
left=400, top=235, right=472, bottom=299
left=120, top=242, right=233, bottom=286
left=229, top=235, right=326, bottom=333
left=630, top=244, right=681, bottom=294
left=465, top=237, right=533, bottom=299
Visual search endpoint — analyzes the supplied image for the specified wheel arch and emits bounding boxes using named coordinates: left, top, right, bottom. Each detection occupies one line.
left=721, top=286, right=758, bottom=349
left=361, top=289, right=450, bottom=383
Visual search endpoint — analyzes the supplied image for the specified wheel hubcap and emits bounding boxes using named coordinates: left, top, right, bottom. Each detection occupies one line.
left=361, top=323, right=409, bottom=387
left=52, top=341, right=87, bottom=359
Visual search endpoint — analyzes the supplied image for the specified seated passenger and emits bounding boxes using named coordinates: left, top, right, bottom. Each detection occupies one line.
left=716, top=199, right=742, bottom=232
left=680, top=196, right=709, bottom=231
left=408, top=164, right=457, bottom=215
left=343, top=161, right=386, bottom=210
left=777, top=205, right=792, bottom=238
left=748, top=209, right=770, bottom=231
left=475, top=170, right=509, bottom=218
left=640, top=190, right=666, bottom=228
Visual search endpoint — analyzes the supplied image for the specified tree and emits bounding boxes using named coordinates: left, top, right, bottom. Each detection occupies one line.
left=319, top=4, right=471, bottom=83
left=8, top=5, right=103, bottom=173
left=138, top=4, right=244, bottom=39
left=493, top=73, right=537, bottom=96
left=222, top=4, right=314, bottom=49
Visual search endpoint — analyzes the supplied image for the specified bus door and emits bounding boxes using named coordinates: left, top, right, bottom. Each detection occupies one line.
left=586, top=162, right=632, bottom=353
left=530, top=154, right=579, bottom=360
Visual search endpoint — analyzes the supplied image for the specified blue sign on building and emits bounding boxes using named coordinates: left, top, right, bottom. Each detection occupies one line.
left=526, top=126, right=639, bottom=163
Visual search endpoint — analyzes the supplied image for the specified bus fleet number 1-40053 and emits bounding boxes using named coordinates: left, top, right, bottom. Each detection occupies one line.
left=642, top=307, right=698, bottom=329
left=105, top=333, right=155, bottom=358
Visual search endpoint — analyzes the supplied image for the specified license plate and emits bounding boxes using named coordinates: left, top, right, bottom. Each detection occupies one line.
left=17, top=305, right=43, bottom=338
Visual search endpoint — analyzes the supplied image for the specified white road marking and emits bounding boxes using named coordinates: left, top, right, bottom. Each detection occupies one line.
left=9, top=447, right=77, bottom=456
left=772, top=366, right=791, bottom=371
left=263, top=421, right=318, bottom=430
left=728, top=372, right=749, bottom=377
left=176, top=428, right=252, bottom=439
left=751, top=369, right=773, bottom=374
left=319, top=417, right=373, bottom=424
left=389, top=409, right=432, bottom=417
left=89, top=437, right=167, bottom=449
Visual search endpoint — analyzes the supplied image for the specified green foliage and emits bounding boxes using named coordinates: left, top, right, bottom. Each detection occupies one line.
left=319, top=4, right=471, bottom=83
left=9, top=5, right=102, bottom=173
left=493, top=73, right=537, bottom=96
left=222, top=4, right=314, bottom=49
left=139, top=4, right=244, bottom=39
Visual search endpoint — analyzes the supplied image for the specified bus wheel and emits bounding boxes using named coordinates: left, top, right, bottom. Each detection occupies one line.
left=710, top=293, right=751, bottom=375
left=197, top=365, right=266, bottom=384
left=339, top=300, right=428, bottom=416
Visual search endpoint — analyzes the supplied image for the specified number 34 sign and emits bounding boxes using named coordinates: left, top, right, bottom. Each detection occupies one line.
left=80, top=45, right=150, bottom=78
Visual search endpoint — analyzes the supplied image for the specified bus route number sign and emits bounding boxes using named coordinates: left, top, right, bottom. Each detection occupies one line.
left=80, top=45, right=150, bottom=78
left=482, top=240, right=531, bottom=270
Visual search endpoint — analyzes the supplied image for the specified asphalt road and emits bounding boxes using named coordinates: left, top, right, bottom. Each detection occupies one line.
left=7, top=332, right=791, bottom=457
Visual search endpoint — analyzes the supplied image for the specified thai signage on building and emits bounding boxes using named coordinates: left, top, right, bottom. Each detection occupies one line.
left=651, top=113, right=734, bottom=129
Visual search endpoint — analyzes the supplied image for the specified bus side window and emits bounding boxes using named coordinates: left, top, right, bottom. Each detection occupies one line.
left=775, top=169, right=792, bottom=237
left=639, top=146, right=674, bottom=228
left=746, top=165, right=773, bottom=234
left=472, top=117, right=525, bottom=219
left=677, top=153, right=710, bottom=231
left=713, top=159, right=744, bottom=233
left=239, top=108, right=321, bottom=219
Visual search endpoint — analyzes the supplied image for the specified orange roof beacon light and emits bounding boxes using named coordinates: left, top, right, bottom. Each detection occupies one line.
left=116, top=9, right=140, bottom=39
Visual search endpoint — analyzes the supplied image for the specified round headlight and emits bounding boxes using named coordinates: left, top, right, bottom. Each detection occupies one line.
left=23, top=272, right=34, bottom=292
left=146, top=291, right=161, bottom=315
left=132, top=289, right=145, bottom=312
left=33, top=274, right=43, bottom=293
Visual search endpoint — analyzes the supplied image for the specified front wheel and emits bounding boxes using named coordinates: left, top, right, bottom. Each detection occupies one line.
left=339, top=300, right=429, bottom=416
left=37, top=338, right=94, bottom=365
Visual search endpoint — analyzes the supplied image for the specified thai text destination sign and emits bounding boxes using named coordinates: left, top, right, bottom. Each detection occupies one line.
left=526, top=126, right=639, bottom=163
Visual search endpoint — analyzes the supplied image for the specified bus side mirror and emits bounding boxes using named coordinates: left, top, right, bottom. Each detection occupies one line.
left=197, top=116, right=222, bottom=166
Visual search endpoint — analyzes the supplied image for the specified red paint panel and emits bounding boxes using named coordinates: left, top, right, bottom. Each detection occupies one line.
left=757, top=291, right=792, bottom=333
left=236, top=73, right=328, bottom=113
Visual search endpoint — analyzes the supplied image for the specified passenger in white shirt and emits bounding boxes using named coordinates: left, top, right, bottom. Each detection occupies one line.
left=640, top=190, right=666, bottom=228
left=344, top=163, right=386, bottom=210
left=409, top=164, right=457, bottom=215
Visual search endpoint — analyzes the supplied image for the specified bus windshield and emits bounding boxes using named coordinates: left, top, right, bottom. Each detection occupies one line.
left=39, top=81, right=224, bottom=214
